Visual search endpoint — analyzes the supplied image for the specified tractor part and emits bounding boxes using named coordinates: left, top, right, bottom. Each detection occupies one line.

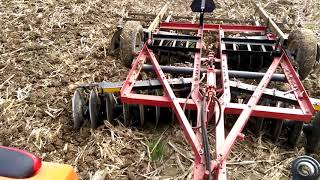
left=292, top=155, right=320, bottom=180
left=72, top=89, right=86, bottom=129
left=0, top=146, right=78, bottom=180
left=120, top=21, right=144, bottom=67
left=303, top=112, right=320, bottom=153
left=287, top=28, right=318, bottom=80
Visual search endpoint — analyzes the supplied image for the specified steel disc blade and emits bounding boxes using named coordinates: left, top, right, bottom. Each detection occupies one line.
left=249, top=55, right=253, bottom=70
left=303, top=112, right=320, bottom=153
left=154, top=90, right=161, bottom=128
left=72, top=89, right=85, bottom=129
left=171, top=109, right=176, bottom=121
left=139, top=104, right=145, bottom=126
left=105, top=93, right=115, bottom=122
left=255, top=99, right=269, bottom=135
left=89, top=89, right=100, bottom=129
left=123, top=104, right=130, bottom=126
left=272, top=120, right=284, bottom=142
left=155, top=106, right=160, bottom=128
left=287, top=121, right=304, bottom=147
left=236, top=55, right=241, bottom=70
left=272, top=101, right=284, bottom=142
left=255, top=117, right=265, bottom=134
left=259, top=56, right=264, bottom=69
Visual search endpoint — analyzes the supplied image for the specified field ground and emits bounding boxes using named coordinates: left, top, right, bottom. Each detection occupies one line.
left=0, top=0, right=320, bottom=179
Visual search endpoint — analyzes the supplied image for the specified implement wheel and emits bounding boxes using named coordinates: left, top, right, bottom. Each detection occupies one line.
left=109, top=29, right=122, bottom=55
left=292, top=155, right=320, bottom=180
left=120, top=21, right=144, bottom=68
left=287, top=28, right=318, bottom=80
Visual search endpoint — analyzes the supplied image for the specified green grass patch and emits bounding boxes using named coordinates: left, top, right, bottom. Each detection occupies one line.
left=148, top=141, right=167, bottom=161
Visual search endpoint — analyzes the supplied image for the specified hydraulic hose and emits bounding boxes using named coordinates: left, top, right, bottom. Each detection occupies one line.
left=201, top=96, right=211, bottom=180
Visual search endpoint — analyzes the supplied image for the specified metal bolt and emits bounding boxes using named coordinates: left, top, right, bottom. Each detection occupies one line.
left=199, top=149, right=203, bottom=155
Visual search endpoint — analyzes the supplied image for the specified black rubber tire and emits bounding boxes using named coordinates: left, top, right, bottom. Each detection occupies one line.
left=109, top=29, right=122, bottom=56
left=120, top=21, right=144, bottom=68
left=287, top=28, right=318, bottom=80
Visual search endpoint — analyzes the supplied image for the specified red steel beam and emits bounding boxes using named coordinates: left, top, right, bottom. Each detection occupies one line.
left=122, top=94, right=197, bottom=109
left=211, top=55, right=283, bottom=172
left=121, top=45, right=202, bottom=160
left=145, top=46, right=202, bottom=160
left=119, top=22, right=315, bottom=180
left=191, top=28, right=204, bottom=131
left=121, top=52, right=147, bottom=97
left=121, top=94, right=312, bottom=121
left=280, top=53, right=315, bottom=116
left=215, top=27, right=228, bottom=180
left=189, top=28, right=208, bottom=179
left=160, top=22, right=268, bottom=32
left=225, top=103, right=312, bottom=121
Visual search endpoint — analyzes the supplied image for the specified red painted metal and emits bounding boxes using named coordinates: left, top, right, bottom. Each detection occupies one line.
left=191, top=27, right=207, bottom=179
left=122, top=94, right=197, bottom=109
left=160, top=22, right=268, bottom=32
left=225, top=103, right=312, bottom=121
left=212, top=55, right=283, bottom=171
left=122, top=94, right=312, bottom=120
left=215, top=27, right=228, bottom=180
left=121, top=45, right=202, bottom=160
left=119, top=21, right=315, bottom=179
left=279, top=53, right=315, bottom=115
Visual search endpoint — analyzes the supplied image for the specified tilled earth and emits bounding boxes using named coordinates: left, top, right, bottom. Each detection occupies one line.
left=0, top=0, right=319, bottom=179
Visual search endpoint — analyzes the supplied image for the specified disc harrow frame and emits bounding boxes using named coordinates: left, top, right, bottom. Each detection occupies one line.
left=72, top=1, right=320, bottom=179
